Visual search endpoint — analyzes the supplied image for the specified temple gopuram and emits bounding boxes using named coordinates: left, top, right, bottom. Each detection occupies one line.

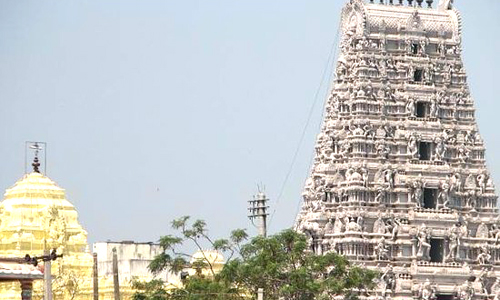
left=295, top=1, right=500, bottom=300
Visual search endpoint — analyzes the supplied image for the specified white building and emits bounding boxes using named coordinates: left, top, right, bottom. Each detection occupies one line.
left=93, top=241, right=177, bottom=284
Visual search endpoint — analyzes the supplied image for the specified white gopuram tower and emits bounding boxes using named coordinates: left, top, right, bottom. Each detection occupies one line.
left=295, top=1, right=500, bottom=300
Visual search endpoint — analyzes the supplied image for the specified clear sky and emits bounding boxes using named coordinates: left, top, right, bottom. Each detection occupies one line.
left=0, top=1, right=499, bottom=245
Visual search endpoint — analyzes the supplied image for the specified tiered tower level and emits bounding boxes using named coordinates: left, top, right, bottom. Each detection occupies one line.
left=295, top=0, right=500, bottom=299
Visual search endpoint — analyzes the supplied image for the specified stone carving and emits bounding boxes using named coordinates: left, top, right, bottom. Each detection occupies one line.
left=406, top=97, right=416, bottom=116
left=296, top=2, right=499, bottom=299
left=457, top=280, right=474, bottom=300
left=491, top=278, right=500, bottom=300
left=324, top=218, right=335, bottom=234
left=409, top=175, right=426, bottom=207
left=375, top=187, right=386, bottom=204
left=373, top=216, right=388, bottom=234
left=345, top=215, right=364, bottom=233
left=417, top=279, right=437, bottom=300
left=490, top=223, right=500, bottom=243
left=446, top=222, right=466, bottom=261
left=416, top=224, right=431, bottom=260
left=434, top=137, right=446, bottom=161
left=475, top=223, right=489, bottom=238
left=477, top=244, right=491, bottom=265
left=407, top=133, right=419, bottom=159
left=465, top=174, right=478, bottom=190
left=376, top=141, right=391, bottom=159
left=475, top=267, right=490, bottom=294
left=375, top=237, right=390, bottom=260
left=333, top=215, right=345, bottom=234
left=477, top=172, right=488, bottom=195
left=437, top=180, right=451, bottom=209
left=387, top=217, right=402, bottom=240
left=457, top=144, right=470, bottom=163
left=381, top=264, right=396, bottom=294
left=450, top=172, right=462, bottom=193
left=47, top=206, right=67, bottom=250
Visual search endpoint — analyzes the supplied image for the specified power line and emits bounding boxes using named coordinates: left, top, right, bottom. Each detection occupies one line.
left=268, top=23, right=342, bottom=230
left=292, top=24, right=342, bottom=226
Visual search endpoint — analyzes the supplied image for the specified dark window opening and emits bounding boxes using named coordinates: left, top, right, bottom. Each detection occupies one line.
left=414, top=69, right=424, bottom=82
left=428, top=44, right=439, bottom=55
left=436, top=295, right=454, bottom=300
left=416, top=102, right=428, bottom=118
left=419, top=142, right=432, bottom=161
left=430, top=239, right=444, bottom=263
left=411, top=43, right=419, bottom=55
left=423, top=188, right=437, bottom=209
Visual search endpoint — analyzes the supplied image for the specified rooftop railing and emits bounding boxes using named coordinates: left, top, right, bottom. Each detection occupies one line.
left=368, top=0, right=435, bottom=9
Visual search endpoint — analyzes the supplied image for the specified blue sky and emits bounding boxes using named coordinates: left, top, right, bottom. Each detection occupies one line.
left=0, top=0, right=499, bottom=244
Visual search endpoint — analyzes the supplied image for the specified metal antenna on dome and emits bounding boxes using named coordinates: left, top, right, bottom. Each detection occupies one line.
left=26, top=141, right=47, bottom=174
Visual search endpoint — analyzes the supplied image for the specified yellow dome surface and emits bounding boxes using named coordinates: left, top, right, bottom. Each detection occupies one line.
left=189, top=250, right=225, bottom=277
left=0, top=172, right=94, bottom=300
left=0, top=172, right=89, bottom=255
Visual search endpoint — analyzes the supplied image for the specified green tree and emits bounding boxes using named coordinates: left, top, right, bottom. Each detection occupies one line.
left=133, top=217, right=376, bottom=300
left=221, top=229, right=376, bottom=300
left=133, top=216, right=247, bottom=300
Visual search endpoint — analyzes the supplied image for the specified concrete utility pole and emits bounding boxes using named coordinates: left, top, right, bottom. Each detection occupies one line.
left=112, top=248, right=120, bottom=300
left=249, top=189, right=269, bottom=300
left=25, top=249, right=62, bottom=300
left=93, top=252, right=99, bottom=300
left=248, top=191, right=270, bottom=237
left=257, top=288, right=264, bottom=300
left=43, top=250, right=52, bottom=300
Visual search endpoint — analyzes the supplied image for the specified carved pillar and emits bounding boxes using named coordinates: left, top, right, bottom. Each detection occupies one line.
left=20, top=280, right=33, bottom=300
left=411, top=236, right=417, bottom=258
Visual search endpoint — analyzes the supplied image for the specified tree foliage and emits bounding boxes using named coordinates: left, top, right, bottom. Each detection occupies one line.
left=133, top=217, right=376, bottom=300
left=133, top=216, right=247, bottom=300
left=220, top=229, right=376, bottom=300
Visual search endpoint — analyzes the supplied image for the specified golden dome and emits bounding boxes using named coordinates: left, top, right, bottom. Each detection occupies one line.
left=0, top=172, right=89, bottom=253
left=0, top=171, right=94, bottom=300
left=4, top=172, right=73, bottom=207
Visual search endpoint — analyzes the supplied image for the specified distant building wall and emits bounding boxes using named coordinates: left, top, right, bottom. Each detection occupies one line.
left=93, top=241, right=177, bottom=284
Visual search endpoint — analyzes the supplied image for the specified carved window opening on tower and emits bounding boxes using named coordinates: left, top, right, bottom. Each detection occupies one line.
left=423, top=188, right=437, bottom=209
left=419, top=142, right=432, bottom=161
left=427, top=43, right=438, bottom=55
left=411, top=43, right=419, bottom=55
left=416, top=101, right=429, bottom=118
left=436, top=294, right=454, bottom=300
left=414, top=69, right=424, bottom=82
left=430, top=238, right=444, bottom=262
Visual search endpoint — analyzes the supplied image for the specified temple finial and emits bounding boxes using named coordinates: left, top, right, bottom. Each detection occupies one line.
left=29, top=142, right=43, bottom=173
left=438, top=0, right=453, bottom=10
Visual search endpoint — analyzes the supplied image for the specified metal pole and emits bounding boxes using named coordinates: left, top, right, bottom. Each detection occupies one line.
left=43, top=250, right=52, bottom=300
left=112, top=248, right=120, bottom=300
left=93, top=252, right=99, bottom=300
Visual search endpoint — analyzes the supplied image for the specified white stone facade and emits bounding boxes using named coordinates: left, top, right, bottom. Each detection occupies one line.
left=93, top=241, right=173, bottom=284
left=295, top=1, right=500, bottom=300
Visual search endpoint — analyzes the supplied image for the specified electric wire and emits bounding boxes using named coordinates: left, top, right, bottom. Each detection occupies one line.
left=291, top=24, right=342, bottom=227
left=268, top=23, right=342, bottom=230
